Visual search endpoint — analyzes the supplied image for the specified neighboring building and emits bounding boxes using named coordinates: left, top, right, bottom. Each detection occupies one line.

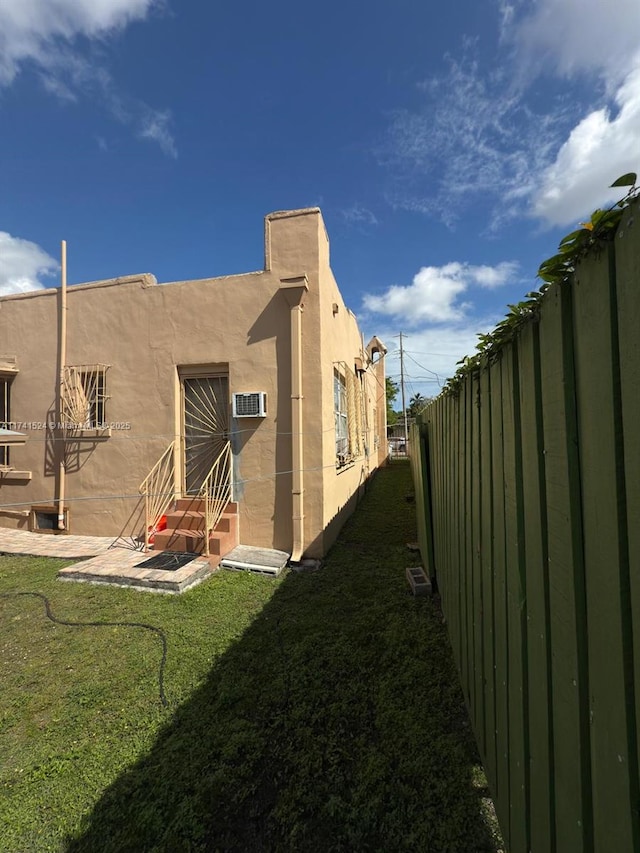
left=0, top=208, right=387, bottom=559
left=387, top=420, right=414, bottom=457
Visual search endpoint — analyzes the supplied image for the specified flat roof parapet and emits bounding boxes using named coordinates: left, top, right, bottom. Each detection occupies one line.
left=266, top=207, right=321, bottom=221
left=0, top=273, right=157, bottom=302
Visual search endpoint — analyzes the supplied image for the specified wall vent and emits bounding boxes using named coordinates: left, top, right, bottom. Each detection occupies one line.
left=29, top=504, right=69, bottom=534
left=232, top=392, right=267, bottom=418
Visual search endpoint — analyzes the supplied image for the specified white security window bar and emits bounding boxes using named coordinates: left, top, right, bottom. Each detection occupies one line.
left=1, top=368, right=28, bottom=475
left=346, top=368, right=365, bottom=458
left=62, top=364, right=110, bottom=428
left=334, top=362, right=365, bottom=466
left=334, top=368, right=349, bottom=463
left=1, top=377, right=11, bottom=467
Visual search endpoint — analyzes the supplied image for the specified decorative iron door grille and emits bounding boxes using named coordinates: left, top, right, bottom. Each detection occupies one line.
left=182, top=375, right=229, bottom=495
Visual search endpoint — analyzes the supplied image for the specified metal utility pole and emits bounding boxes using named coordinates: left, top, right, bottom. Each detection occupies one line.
left=399, top=331, right=408, bottom=452
left=57, top=240, right=67, bottom=530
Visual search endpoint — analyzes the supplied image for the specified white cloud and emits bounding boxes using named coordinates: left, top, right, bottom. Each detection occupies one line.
left=502, top=0, right=640, bottom=224
left=364, top=265, right=466, bottom=324
left=0, top=0, right=156, bottom=85
left=514, top=0, right=640, bottom=87
left=35, top=51, right=178, bottom=157
left=532, top=60, right=640, bottom=225
left=0, top=0, right=176, bottom=157
left=0, top=232, right=59, bottom=296
left=381, top=1, right=640, bottom=229
left=139, top=108, right=177, bottom=159
left=367, top=322, right=491, bottom=398
left=381, top=50, right=570, bottom=228
left=362, top=259, right=521, bottom=397
left=363, top=260, right=518, bottom=325
left=341, top=203, right=379, bottom=227
left=470, top=261, right=519, bottom=288
left=497, top=0, right=516, bottom=43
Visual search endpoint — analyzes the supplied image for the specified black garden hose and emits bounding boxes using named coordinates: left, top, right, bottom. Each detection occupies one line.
left=0, top=591, right=169, bottom=707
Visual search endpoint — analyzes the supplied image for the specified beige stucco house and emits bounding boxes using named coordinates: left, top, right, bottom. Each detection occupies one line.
left=0, top=208, right=387, bottom=560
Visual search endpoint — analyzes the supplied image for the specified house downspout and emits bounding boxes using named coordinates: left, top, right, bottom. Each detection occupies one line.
left=57, top=240, right=67, bottom=530
left=361, top=331, right=371, bottom=479
left=280, top=276, right=309, bottom=562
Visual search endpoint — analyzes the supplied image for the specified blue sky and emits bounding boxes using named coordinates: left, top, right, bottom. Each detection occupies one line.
left=1, top=0, right=639, bottom=400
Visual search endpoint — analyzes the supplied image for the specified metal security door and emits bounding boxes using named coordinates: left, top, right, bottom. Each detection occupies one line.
left=182, top=375, right=229, bottom=495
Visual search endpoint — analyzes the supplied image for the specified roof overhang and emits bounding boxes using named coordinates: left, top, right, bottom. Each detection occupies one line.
left=0, top=428, right=27, bottom=445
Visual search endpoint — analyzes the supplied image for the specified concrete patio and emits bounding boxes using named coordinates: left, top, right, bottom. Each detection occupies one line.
left=0, top=528, right=213, bottom=593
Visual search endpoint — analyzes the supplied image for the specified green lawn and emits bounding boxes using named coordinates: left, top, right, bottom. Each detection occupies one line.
left=0, top=462, right=501, bottom=852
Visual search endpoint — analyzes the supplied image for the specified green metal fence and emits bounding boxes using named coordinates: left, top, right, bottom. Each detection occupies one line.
left=411, top=205, right=640, bottom=852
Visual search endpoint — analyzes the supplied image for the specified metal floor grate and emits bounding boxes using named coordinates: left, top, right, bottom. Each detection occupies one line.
left=134, top=551, right=198, bottom=572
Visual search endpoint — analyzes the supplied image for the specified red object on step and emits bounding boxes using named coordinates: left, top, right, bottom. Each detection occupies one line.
left=148, top=515, right=167, bottom=545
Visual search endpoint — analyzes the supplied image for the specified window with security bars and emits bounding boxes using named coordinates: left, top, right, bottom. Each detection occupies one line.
left=80, top=370, right=106, bottom=427
left=346, top=369, right=365, bottom=458
left=334, top=369, right=348, bottom=462
left=62, top=365, right=109, bottom=428
left=334, top=363, right=365, bottom=466
left=1, top=378, right=10, bottom=466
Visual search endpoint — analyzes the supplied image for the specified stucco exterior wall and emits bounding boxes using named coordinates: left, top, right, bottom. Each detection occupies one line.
left=0, top=208, right=385, bottom=557
left=315, top=246, right=388, bottom=556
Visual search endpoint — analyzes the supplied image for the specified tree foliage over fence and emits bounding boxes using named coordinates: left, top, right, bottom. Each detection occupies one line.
left=443, top=173, right=639, bottom=396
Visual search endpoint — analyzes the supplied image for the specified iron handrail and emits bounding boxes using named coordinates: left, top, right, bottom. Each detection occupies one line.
left=198, top=441, right=232, bottom=557
left=139, top=440, right=176, bottom=551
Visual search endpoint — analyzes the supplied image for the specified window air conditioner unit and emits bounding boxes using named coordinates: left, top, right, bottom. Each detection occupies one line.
left=232, top=392, right=267, bottom=418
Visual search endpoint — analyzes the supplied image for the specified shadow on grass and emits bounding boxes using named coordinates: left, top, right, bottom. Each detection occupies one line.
left=65, top=462, right=495, bottom=852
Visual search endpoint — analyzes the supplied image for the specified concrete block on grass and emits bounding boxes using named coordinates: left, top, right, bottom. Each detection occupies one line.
left=406, top=566, right=432, bottom=596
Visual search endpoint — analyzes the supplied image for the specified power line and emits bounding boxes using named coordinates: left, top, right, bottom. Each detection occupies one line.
left=0, top=456, right=387, bottom=511
left=403, top=349, right=464, bottom=358
left=405, top=352, right=441, bottom=381
left=394, top=332, right=409, bottom=450
left=404, top=353, right=442, bottom=388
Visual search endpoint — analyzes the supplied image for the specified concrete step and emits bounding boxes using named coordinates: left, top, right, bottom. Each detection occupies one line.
left=165, top=510, right=237, bottom=533
left=175, top=497, right=206, bottom=512
left=153, top=529, right=206, bottom=554
left=166, top=510, right=206, bottom=531
left=174, top=498, right=239, bottom=514
left=210, top=513, right=238, bottom=556
left=153, top=513, right=238, bottom=557
left=211, top=515, right=235, bottom=535
left=167, top=507, right=237, bottom=530
left=207, top=523, right=238, bottom=557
